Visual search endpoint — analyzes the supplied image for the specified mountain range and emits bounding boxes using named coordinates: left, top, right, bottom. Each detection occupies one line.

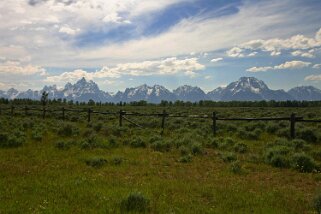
left=1, top=77, right=321, bottom=103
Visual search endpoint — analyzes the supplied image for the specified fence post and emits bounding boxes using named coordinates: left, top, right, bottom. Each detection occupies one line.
left=11, top=105, right=14, bottom=116
left=290, top=113, right=296, bottom=139
left=119, top=110, right=123, bottom=127
left=25, top=106, right=28, bottom=116
left=161, top=110, right=166, bottom=133
left=88, top=108, right=91, bottom=123
left=212, top=112, right=217, bottom=136
left=62, top=107, right=65, bottom=120
left=42, top=107, right=46, bottom=119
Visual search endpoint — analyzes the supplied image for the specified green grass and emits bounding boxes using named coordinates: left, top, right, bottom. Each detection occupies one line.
left=0, top=106, right=321, bottom=213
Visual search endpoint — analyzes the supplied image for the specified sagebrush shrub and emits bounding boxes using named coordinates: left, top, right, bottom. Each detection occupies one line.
left=179, top=154, right=193, bottom=163
left=230, top=161, right=242, bottom=174
left=111, top=156, right=123, bottom=165
left=93, top=122, right=103, bottom=132
left=264, top=146, right=291, bottom=168
left=151, top=140, right=171, bottom=152
left=58, top=123, right=78, bottom=137
left=298, top=129, right=318, bottom=143
left=85, top=157, right=107, bottom=168
left=120, top=192, right=150, bottom=212
left=221, top=152, right=237, bottom=163
left=191, top=142, right=203, bottom=155
left=55, top=141, right=70, bottom=150
left=130, top=137, right=146, bottom=148
left=234, top=143, right=248, bottom=153
left=179, top=145, right=190, bottom=156
left=314, top=193, right=321, bottom=214
left=291, top=153, right=316, bottom=173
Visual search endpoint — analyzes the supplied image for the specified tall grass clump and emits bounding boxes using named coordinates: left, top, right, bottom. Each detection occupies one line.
left=85, top=157, right=107, bottom=168
left=314, top=193, right=321, bottom=214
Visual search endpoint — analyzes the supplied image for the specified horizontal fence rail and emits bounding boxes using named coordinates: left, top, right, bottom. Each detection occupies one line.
left=0, top=105, right=321, bottom=139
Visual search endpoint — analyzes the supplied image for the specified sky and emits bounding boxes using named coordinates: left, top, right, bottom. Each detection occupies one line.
left=0, top=0, right=321, bottom=93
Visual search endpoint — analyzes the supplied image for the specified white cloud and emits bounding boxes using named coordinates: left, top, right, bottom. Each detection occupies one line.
left=227, top=27, right=321, bottom=57
left=211, top=58, right=223, bottom=62
left=247, top=60, right=311, bottom=72
left=0, top=60, right=46, bottom=76
left=291, top=50, right=315, bottom=58
left=305, top=74, right=321, bottom=81
left=204, top=75, right=212, bottom=80
left=226, top=47, right=244, bottom=58
left=59, top=25, right=80, bottom=35
left=45, top=57, right=205, bottom=83
left=313, top=64, right=321, bottom=69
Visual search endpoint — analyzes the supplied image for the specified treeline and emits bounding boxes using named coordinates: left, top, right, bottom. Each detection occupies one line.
left=1, top=97, right=321, bottom=107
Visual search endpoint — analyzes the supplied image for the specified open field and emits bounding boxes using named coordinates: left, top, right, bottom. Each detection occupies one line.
left=1, top=105, right=321, bottom=213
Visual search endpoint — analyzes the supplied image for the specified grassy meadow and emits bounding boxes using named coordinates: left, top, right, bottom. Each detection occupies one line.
left=1, top=105, right=321, bottom=213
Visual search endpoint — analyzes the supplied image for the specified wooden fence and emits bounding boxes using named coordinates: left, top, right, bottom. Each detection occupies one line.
left=1, top=105, right=321, bottom=139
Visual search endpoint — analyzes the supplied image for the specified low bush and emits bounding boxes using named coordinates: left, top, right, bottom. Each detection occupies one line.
left=221, top=152, right=237, bottom=163
left=178, top=154, right=193, bottom=163
left=85, top=157, right=107, bottom=168
left=191, top=142, right=203, bottom=155
left=120, top=192, right=150, bottom=213
left=314, top=193, right=321, bottom=214
left=230, top=161, right=242, bottom=174
left=130, top=137, right=146, bottom=148
left=0, top=133, right=25, bottom=148
left=264, top=146, right=291, bottom=168
left=151, top=140, right=171, bottom=152
left=55, top=140, right=71, bottom=150
left=291, top=153, right=316, bottom=173
left=57, top=123, right=79, bottom=137
left=179, top=145, right=190, bottom=156
left=297, top=129, right=318, bottom=144
left=234, top=143, right=248, bottom=153
left=111, top=156, right=123, bottom=165
left=266, top=123, right=279, bottom=134
left=93, top=122, right=103, bottom=132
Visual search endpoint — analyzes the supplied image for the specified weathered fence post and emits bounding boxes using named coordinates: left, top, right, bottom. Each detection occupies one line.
left=62, top=107, right=65, bottom=120
left=25, top=106, right=28, bottom=116
left=212, top=112, right=217, bottom=136
left=87, top=108, right=92, bottom=123
left=11, top=105, right=14, bottom=116
left=290, top=113, right=296, bottom=139
left=42, top=107, right=46, bottom=119
left=119, top=110, right=123, bottom=127
left=161, top=110, right=166, bottom=133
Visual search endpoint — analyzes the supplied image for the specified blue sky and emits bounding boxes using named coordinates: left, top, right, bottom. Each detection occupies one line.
left=0, top=0, right=321, bottom=92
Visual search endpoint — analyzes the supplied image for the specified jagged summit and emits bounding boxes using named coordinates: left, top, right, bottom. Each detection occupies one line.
left=1, top=77, right=321, bottom=102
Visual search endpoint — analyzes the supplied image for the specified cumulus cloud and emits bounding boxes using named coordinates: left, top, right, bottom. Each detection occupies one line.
left=45, top=57, right=205, bottom=83
left=313, top=64, right=321, bottom=69
left=247, top=60, right=311, bottom=72
left=59, top=25, right=80, bottom=35
left=305, top=74, right=321, bottom=81
left=291, top=50, right=315, bottom=58
left=227, top=28, right=321, bottom=57
left=211, top=58, right=223, bottom=63
left=0, top=61, right=46, bottom=76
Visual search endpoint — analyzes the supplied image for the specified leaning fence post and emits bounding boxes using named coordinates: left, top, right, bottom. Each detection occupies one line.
left=62, top=107, right=65, bottom=120
left=119, top=110, right=123, bottom=127
left=290, top=113, right=296, bottom=139
left=212, top=112, right=217, bottom=136
left=87, top=108, right=91, bottom=123
left=161, top=110, right=166, bottom=133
